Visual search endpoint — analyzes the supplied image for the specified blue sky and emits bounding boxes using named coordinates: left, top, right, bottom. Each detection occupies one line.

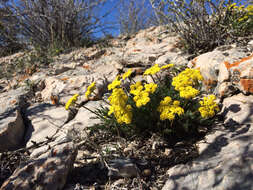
left=95, top=0, right=251, bottom=38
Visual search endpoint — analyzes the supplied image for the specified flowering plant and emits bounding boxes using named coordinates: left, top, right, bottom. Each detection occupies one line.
left=65, top=64, right=220, bottom=139
left=225, top=3, right=253, bottom=37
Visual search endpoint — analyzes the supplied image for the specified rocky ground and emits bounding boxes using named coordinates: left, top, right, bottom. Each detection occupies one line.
left=0, top=26, right=253, bottom=190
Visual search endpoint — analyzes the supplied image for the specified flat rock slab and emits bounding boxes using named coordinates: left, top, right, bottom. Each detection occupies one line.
left=221, top=93, right=253, bottom=126
left=162, top=123, right=253, bottom=190
left=0, top=87, right=28, bottom=151
left=25, top=103, right=69, bottom=147
left=63, top=100, right=107, bottom=138
left=1, top=142, right=77, bottom=190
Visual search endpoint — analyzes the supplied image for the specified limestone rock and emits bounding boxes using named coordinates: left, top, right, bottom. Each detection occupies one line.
left=162, top=123, right=253, bottom=190
left=108, top=159, right=140, bottom=178
left=1, top=142, right=77, bottom=190
left=0, top=87, right=28, bottom=151
left=25, top=103, right=69, bottom=148
left=221, top=93, right=253, bottom=126
left=188, top=48, right=252, bottom=96
left=0, top=110, right=25, bottom=151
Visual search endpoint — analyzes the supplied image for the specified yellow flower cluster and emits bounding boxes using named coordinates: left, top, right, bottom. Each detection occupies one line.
left=228, top=3, right=253, bottom=22
left=198, top=95, right=220, bottom=118
left=179, top=86, right=200, bottom=99
left=122, top=69, right=133, bottom=80
left=65, top=94, right=79, bottom=110
left=85, top=82, right=96, bottom=98
left=143, top=64, right=161, bottom=75
left=157, top=96, right=184, bottom=121
left=130, top=82, right=157, bottom=108
left=108, top=75, right=121, bottom=90
left=108, top=88, right=132, bottom=124
left=172, top=68, right=203, bottom=99
left=161, top=63, right=174, bottom=70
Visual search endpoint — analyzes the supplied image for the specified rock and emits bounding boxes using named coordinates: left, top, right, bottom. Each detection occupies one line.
left=221, top=93, right=253, bottom=126
left=1, top=142, right=77, bottom=190
left=108, top=159, right=140, bottom=178
left=0, top=110, right=25, bottom=151
left=162, top=123, right=253, bottom=190
left=221, top=53, right=253, bottom=95
left=0, top=87, right=29, bottom=151
left=40, top=77, right=66, bottom=102
left=155, top=52, right=188, bottom=66
left=188, top=48, right=252, bottom=96
left=63, top=100, right=107, bottom=138
left=25, top=103, right=69, bottom=148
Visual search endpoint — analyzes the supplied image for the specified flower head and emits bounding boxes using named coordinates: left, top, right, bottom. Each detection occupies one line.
left=133, top=91, right=150, bottom=108
left=122, top=69, right=133, bottom=80
left=108, top=75, right=121, bottom=90
left=144, top=83, right=157, bottom=94
left=199, top=95, right=219, bottom=118
left=130, top=81, right=143, bottom=95
left=65, top=94, right=79, bottom=110
left=144, top=64, right=161, bottom=75
left=85, top=82, right=96, bottom=98
left=161, top=63, right=174, bottom=70
left=157, top=96, right=184, bottom=121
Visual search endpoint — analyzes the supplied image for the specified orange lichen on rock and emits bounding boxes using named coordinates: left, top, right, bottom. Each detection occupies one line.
left=240, top=79, right=253, bottom=93
left=133, top=49, right=142, bottom=52
left=82, top=65, right=90, bottom=70
left=190, top=57, right=198, bottom=67
left=224, top=54, right=253, bottom=69
left=10, top=100, right=17, bottom=105
left=203, top=79, right=217, bottom=90
left=60, top=77, right=69, bottom=81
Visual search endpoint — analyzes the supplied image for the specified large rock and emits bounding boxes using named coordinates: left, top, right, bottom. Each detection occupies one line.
left=1, top=142, right=77, bottom=190
left=0, top=110, right=25, bottom=151
left=188, top=47, right=252, bottom=97
left=162, top=94, right=253, bottom=190
left=162, top=123, right=253, bottom=190
left=63, top=100, right=107, bottom=138
left=221, top=93, right=253, bottom=126
left=0, top=87, right=28, bottom=151
left=25, top=103, right=69, bottom=148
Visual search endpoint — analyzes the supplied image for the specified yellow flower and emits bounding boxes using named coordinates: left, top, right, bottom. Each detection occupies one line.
left=65, top=94, right=79, bottom=110
left=199, top=95, right=219, bottom=118
left=143, top=64, right=161, bottom=75
left=130, top=81, right=143, bottom=95
left=133, top=91, right=150, bottom=107
left=108, top=88, right=128, bottom=107
left=144, top=83, right=157, bottom=93
left=157, top=96, right=184, bottom=121
left=85, top=82, right=96, bottom=98
left=122, top=69, right=133, bottom=80
left=179, top=86, right=200, bottom=99
left=108, top=75, right=121, bottom=90
left=161, top=63, right=174, bottom=69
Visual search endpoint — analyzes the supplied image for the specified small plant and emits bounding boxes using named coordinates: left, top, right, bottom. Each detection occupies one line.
left=224, top=3, right=253, bottom=37
left=150, top=0, right=253, bottom=55
left=65, top=64, right=220, bottom=141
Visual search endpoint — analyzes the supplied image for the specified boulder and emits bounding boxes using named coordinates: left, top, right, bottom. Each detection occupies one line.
left=25, top=103, right=69, bottom=148
left=221, top=93, right=253, bottom=126
left=0, top=87, right=28, bottom=151
left=162, top=123, right=253, bottom=190
left=188, top=48, right=252, bottom=97
left=1, top=142, right=77, bottom=190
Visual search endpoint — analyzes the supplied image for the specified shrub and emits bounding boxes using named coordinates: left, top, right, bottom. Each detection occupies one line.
left=65, top=64, right=220, bottom=140
left=10, top=0, right=107, bottom=51
left=150, top=0, right=253, bottom=55
left=224, top=3, right=253, bottom=38
left=0, top=2, right=23, bottom=57
left=118, top=0, right=158, bottom=35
